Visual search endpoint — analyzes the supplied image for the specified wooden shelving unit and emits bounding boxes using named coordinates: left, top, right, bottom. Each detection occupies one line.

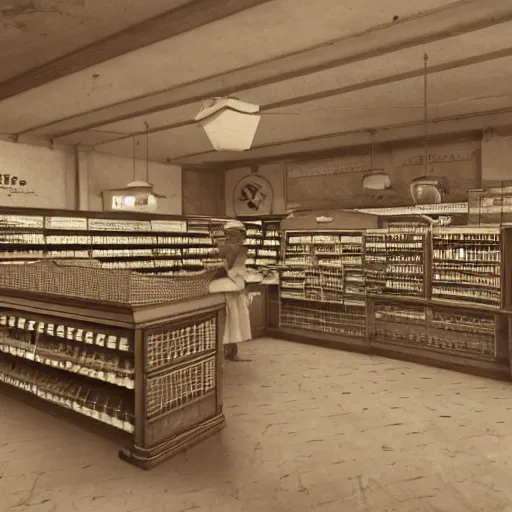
left=239, top=216, right=283, bottom=269
left=0, top=284, right=226, bottom=470
left=0, top=207, right=229, bottom=469
left=270, top=214, right=512, bottom=381
left=0, top=207, right=227, bottom=275
left=275, top=210, right=377, bottom=345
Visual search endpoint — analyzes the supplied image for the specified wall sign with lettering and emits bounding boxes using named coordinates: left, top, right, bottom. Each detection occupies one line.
left=0, top=174, right=35, bottom=197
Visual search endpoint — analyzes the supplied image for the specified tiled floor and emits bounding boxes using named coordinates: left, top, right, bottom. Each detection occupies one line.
left=2, top=338, right=512, bottom=511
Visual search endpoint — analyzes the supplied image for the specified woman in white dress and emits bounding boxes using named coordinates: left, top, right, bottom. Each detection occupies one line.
left=209, top=220, right=252, bottom=361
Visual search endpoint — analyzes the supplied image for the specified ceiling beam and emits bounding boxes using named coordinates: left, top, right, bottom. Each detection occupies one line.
left=170, top=106, right=512, bottom=166
left=0, top=0, right=274, bottom=102
left=22, top=0, right=512, bottom=138
left=83, top=46, right=512, bottom=148
left=187, top=130, right=483, bottom=170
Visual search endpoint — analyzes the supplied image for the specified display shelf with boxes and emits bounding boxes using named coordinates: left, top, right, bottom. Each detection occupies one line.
left=0, top=266, right=226, bottom=469
left=239, top=217, right=282, bottom=269
left=431, top=226, right=502, bottom=307
left=280, top=230, right=365, bottom=307
left=267, top=210, right=512, bottom=381
left=0, top=207, right=226, bottom=275
left=363, top=226, right=428, bottom=298
left=273, top=210, right=378, bottom=346
left=363, top=224, right=510, bottom=378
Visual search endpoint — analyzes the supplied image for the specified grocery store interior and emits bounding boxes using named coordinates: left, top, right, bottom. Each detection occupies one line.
left=2, top=0, right=512, bottom=511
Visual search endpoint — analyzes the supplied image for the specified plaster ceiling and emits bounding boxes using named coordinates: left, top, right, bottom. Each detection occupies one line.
left=0, top=0, right=512, bottom=168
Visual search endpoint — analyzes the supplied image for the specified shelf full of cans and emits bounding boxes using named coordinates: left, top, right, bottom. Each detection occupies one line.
left=279, top=230, right=365, bottom=337
left=280, top=231, right=364, bottom=304
left=0, top=212, right=225, bottom=275
left=431, top=227, right=501, bottom=307
left=0, top=309, right=135, bottom=432
left=363, top=227, right=428, bottom=297
left=242, top=219, right=281, bottom=268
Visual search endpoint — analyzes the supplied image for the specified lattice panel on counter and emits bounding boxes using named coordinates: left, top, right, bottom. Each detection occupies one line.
left=429, top=307, right=496, bottom=357
left=145, top=317, right=216, bottom=371
left=279, top=298, right=366, bottom=338
left=374, top=301, right=497, bottom=358
left=374, top=302, right=428, bottom=345
left=146, top=355, right=216, bottom=420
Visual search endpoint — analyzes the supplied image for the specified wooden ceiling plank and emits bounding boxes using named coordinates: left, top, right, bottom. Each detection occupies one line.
left=167, top=105, right=512, bottom=165
left=0, top=0, right=274, bottom=102
left=74, top=47, right=512, bottom=149
left=22, top=0, right=512, bottom=138
left=178, top=130, right=484, bottom=170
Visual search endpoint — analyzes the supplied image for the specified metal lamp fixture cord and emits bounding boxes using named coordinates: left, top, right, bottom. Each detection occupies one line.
left=424, top=53, right=429, bottom=176
left=144, top=121, right=150, bottom=183
left=132, top=135, right=136, bottom=181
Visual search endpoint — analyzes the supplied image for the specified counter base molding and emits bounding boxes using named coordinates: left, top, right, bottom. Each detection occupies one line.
left=0, top=290, right=226, bottom=469
left=119, top=412, right=226, bottom=470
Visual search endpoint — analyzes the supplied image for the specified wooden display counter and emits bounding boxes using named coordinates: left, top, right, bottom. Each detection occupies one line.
left=0, top=289, right=225, bottom=469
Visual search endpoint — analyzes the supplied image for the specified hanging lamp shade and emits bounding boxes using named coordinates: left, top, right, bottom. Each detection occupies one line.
left=362, top=170, right=391, bottom=190
left=120, top=180, right=159, bottom=212
left=102, top=180, right=165, bottom=213
left=195, top=98, right=261, bottom=151
left=410, top=176, right=447, bottom=205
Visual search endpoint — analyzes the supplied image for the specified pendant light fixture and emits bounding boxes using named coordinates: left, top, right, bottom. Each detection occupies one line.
left=410, top=53, right=447, bottom=205
left=119, top=122, right=163, bottom=212
left=195, top=97, right=261, bottom=151
left=362, top=130, right=391, bottom=190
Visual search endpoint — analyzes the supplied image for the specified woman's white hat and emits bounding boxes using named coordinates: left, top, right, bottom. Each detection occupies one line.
left=224, top=220, right=246, bottom=231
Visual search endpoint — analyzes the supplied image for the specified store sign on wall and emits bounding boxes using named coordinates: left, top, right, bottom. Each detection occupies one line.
left=288, top=161, right=371, bottom=178
left=0, top=174, right=35, bottom=196
left=398, top=151, right=475, bottom=167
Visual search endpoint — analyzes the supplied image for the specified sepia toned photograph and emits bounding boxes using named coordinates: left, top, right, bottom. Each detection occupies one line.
left=0, top=1, right=512, bottom=511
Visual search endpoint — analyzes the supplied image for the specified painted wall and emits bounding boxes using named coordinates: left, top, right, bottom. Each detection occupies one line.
left=0, top=139, right=75, bottom=209
left=85, top=152, right=182, bottom=214
left=225, top=140, right=482, bottom=214
left=182, top=169, right=224, bottom=216
left=481, top=133, right=512, bottom=185
left=0, top=140, right=183, bottom=214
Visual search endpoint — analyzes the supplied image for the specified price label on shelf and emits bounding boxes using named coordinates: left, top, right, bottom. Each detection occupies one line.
left=45, top=217, right=88, bottom=230
left=119, top=337, right=129, bottom=352
left=151, top=220, right=187, bottom=232
left=106, top=335, right=117, bottom=349
left=88, top=219, right=152, bottom=231
left=0, top=215, right=44, bottom=229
